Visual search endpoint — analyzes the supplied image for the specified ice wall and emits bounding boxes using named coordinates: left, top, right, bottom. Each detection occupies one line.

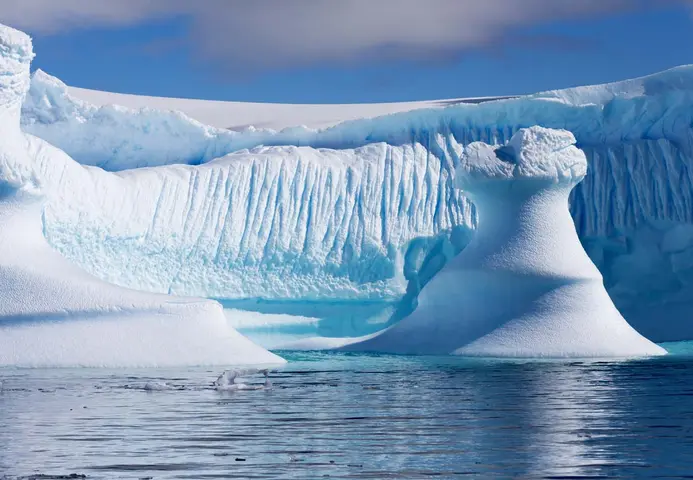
left=8, top=22, right=693, bottom=341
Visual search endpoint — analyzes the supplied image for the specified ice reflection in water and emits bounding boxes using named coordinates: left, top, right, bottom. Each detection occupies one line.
left=522, top=363, right=627, bottom=477
left=1, top=352, right=692, bottom=479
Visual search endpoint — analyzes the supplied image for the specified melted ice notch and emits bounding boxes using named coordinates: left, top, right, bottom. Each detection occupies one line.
left=347, top=126, right=665, bottom=357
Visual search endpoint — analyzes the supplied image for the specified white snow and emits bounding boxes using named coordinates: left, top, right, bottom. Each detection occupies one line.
left=0, top=23, right=283, bottom=368
left=20, top=62, right=693, bottom=327
left=0, top=24, right=32, bottom=128
left=345, top=128, right=665, bottom=357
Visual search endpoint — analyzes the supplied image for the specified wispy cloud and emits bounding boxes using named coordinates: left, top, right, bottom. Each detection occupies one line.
left=0, top=0, right=687, bottom=72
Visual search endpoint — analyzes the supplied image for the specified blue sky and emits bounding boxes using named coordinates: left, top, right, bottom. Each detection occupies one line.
left=5, top=1, right=693, bottom=103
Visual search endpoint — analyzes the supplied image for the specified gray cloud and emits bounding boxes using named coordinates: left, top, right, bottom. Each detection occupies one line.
left=0, top=0, right=687, bottom=71
left=0, top=0, right=178, bottom=32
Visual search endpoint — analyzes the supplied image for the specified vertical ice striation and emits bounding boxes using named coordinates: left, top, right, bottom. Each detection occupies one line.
left=346, top=127, right=666, bottom=357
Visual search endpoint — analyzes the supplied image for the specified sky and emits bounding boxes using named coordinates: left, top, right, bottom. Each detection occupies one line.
left=1, top=0, right=692, bottom=104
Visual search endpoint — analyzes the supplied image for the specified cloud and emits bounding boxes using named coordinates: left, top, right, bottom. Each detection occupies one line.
left=0, top=0, right=687, bottom=72
left=0, top=0, right=179, bottom=33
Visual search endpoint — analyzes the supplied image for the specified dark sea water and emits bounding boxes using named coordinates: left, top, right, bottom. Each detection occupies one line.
left=2, top=345, right=693, bottom=479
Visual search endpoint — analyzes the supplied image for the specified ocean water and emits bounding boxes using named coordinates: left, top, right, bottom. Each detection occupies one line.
left=2, top=347, right=693, bottom=479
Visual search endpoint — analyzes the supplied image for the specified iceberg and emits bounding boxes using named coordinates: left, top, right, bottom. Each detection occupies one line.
left=2, top=20, right=692, bottom=344
left=344, top=127, right=665, bottom=357
left=0, top=24, right=283, bottom=368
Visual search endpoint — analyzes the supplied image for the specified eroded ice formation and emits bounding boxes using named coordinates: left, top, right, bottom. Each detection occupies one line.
left=17, top=63, right=693, bottom=343
left=345, top=127, right=666, bottom=357
left=0, top=24, right=283, bottom=367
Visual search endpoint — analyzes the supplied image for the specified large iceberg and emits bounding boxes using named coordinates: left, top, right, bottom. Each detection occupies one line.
left=345, top=127, right=665, bottom=357
left=0, top=24, right=283, bottom=368
left=3, top=21, right=693, bottom=344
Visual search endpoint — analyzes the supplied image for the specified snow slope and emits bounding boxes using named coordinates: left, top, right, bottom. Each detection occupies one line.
left=7, top=22, right=693, bottom=343
left=0, top=24, right=283, bottom=367
left=0, top=181, right=284, bottom=367
left=346, top=127, right=665, bottom=357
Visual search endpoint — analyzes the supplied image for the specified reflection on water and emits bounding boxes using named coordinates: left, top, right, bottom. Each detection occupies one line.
left=1, top=352, right=693, bottom=479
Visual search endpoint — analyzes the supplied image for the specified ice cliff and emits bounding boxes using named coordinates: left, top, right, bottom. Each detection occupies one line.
left=0, top=24, right=283, bottom=367
left=345, top=127, right=665, bottom=357
left=5, top=22, right=693, bottom=342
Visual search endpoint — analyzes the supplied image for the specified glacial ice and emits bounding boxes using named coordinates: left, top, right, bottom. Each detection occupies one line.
left=3, top=21, right=693, bottom=344
left=0, top=24, right=283, bottom=368
left=345, top=128, right=665, bottom=357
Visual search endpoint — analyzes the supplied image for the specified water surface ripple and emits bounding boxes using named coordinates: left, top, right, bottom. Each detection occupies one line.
left=2, top=351, right=693, bottom=479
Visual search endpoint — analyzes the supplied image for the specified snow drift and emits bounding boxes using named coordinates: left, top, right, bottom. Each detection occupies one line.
left=4, top=22, right=693, bottom=343
left=0, top=24, right=283, bottom=368
left=346, top=127, right=665, bottom=357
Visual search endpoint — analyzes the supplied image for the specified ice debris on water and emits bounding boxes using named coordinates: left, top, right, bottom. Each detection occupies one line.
left=214, top=369, right=273, bottom=391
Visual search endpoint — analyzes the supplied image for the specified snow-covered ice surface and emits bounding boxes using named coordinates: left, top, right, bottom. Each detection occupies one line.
left=0, top=24, right=283, bottom=368
left=345, top=128, right=665, bottom=357
left=3, top=21, right=693, bottom=345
